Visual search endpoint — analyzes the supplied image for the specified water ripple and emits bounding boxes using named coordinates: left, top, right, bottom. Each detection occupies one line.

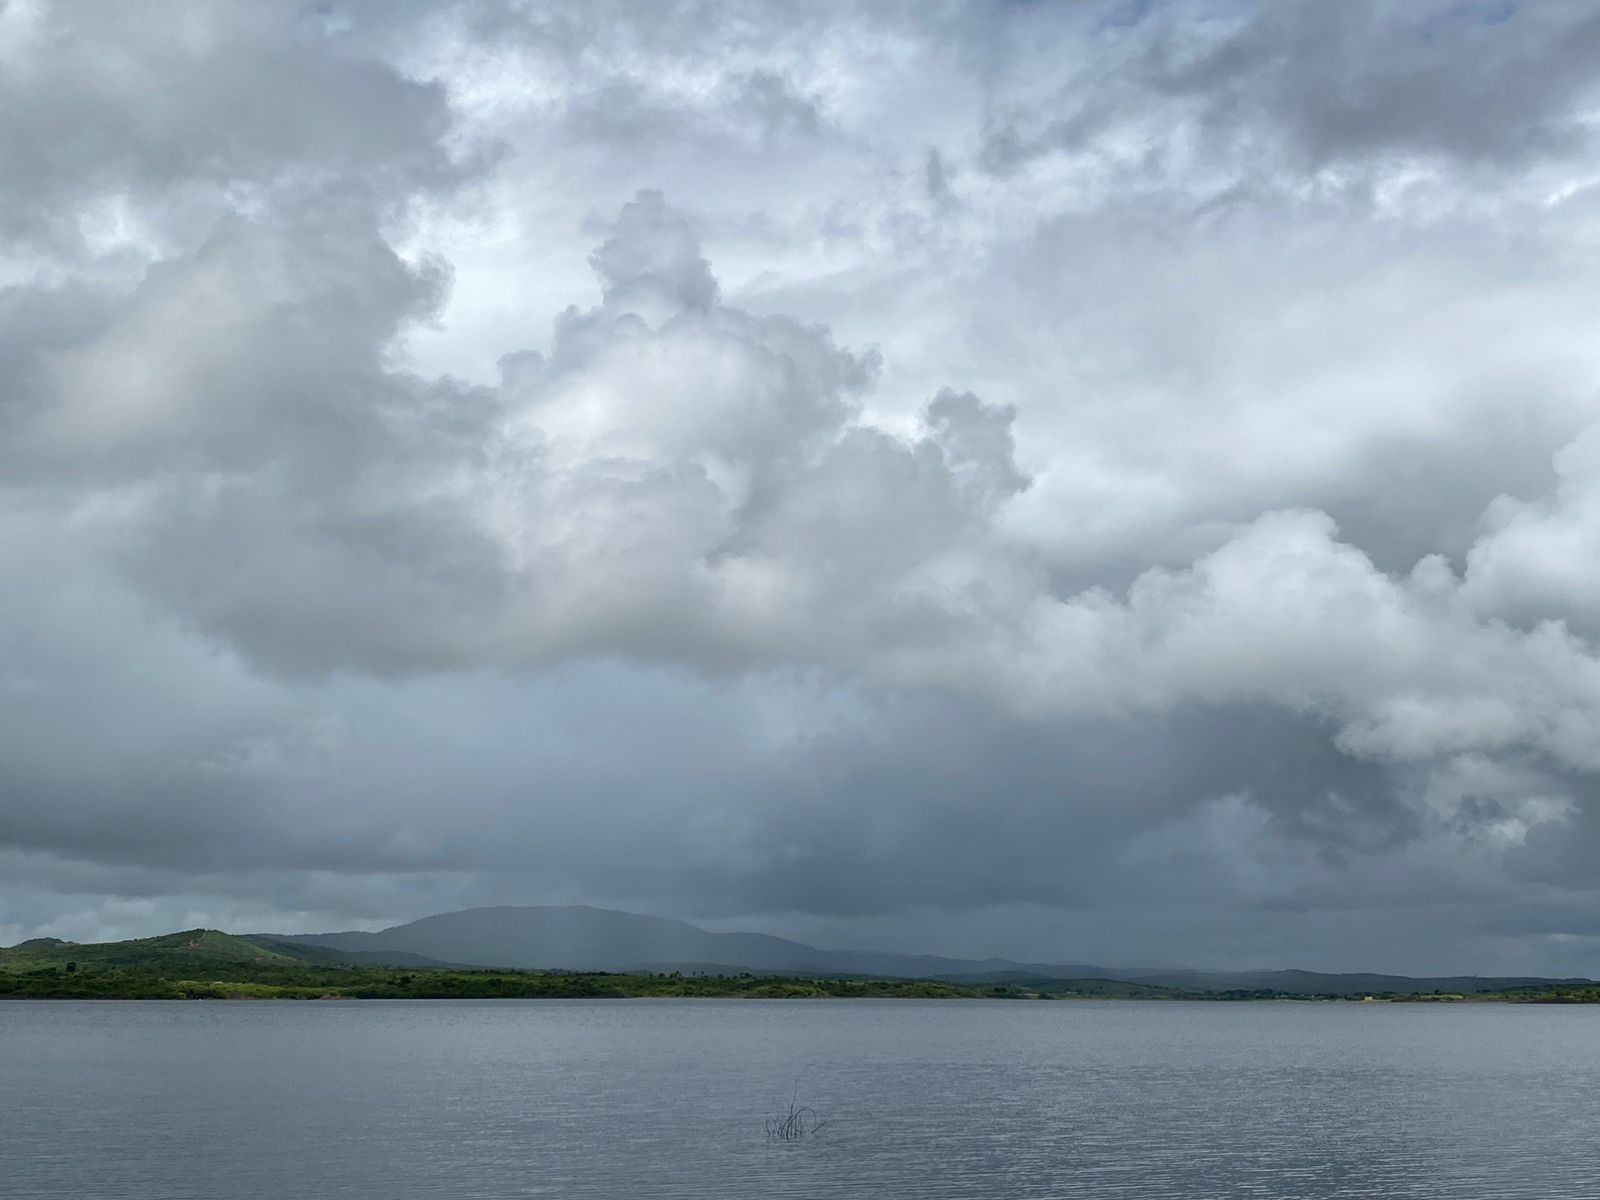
left=7, top=999, right=1600, bottom=1198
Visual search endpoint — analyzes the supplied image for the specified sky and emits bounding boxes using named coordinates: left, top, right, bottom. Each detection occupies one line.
left=4, top=0, right=1600, bottom=975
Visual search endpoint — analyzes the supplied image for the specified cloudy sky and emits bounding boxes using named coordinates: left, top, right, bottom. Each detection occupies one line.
left=6, top=0, right=1600, bottom=974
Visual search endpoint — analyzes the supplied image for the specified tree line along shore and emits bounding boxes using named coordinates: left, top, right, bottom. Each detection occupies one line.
left=4, top=929, right=1597, bottom=1003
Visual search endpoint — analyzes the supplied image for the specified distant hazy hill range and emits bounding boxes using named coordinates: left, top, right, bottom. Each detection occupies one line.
left=263, top=905, right=1028, bottom=977
left=262, top=905, right=1590, bottom=996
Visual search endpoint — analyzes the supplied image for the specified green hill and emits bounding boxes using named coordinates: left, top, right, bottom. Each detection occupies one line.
left=0, top=928, right=303, bottom=971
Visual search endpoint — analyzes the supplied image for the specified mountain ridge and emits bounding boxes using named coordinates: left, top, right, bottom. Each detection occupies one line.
left=260, top=904, right=1591, bottom=996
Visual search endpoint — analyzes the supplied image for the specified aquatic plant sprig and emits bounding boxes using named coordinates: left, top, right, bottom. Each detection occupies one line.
left=766, top=1083, right=828, bottom=1141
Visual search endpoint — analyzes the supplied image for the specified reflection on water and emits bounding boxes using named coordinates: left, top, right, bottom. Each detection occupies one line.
left=7, top=998, right=1600, bottom=1198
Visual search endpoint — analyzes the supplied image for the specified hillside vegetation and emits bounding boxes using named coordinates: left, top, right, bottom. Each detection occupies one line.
left=0, top=930, right=1080, bottom=1000
left=2, top=929, right=1593, bottom=1002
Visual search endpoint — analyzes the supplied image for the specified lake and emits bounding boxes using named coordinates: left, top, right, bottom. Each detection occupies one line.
left=6, top=998, right=1600, bottom=1198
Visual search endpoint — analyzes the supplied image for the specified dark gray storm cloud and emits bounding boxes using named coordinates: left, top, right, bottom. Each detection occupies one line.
left=4, top=0, right=1600, bottom=974
left=0, top=0, right=477, bottom=254
left=979, top=0, right=1600, bottom=178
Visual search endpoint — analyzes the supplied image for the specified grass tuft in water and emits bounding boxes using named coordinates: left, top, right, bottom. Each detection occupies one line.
left=765, top=1083, right=828, bottom=1142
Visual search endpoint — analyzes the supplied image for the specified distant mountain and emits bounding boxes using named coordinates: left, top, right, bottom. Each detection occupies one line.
left=263, top=905, right=1592, bottom=995
left=263, top=905, right=1069, bottom=978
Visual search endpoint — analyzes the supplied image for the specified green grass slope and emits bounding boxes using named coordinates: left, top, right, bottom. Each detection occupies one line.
left=1, top=929, right=305, bottom=971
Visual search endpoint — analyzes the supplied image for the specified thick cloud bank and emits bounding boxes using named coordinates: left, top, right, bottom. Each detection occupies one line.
left=5, top=0, right=1600, bottom=973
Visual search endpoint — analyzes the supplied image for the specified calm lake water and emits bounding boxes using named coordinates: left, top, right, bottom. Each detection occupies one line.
left=7, top=998, right=1600, bottom=1198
